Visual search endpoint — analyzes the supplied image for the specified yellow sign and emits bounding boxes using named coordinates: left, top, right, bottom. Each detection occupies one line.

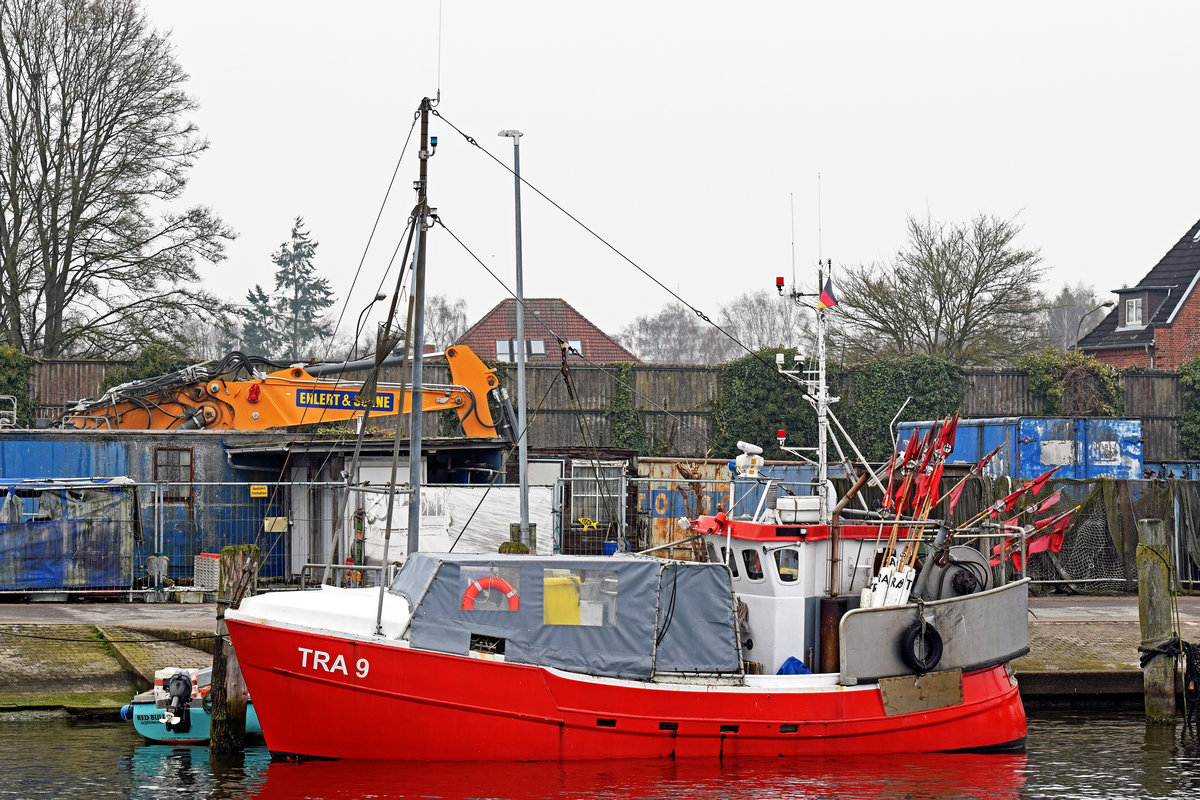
left=577, top=517, right=598, bottom=530
left=250, top=484, right=268, bottom=498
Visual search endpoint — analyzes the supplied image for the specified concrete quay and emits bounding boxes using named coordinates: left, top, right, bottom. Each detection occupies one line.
left=1, top=594, right=1197, bottom=715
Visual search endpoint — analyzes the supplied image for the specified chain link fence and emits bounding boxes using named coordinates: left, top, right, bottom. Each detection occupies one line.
left=3, top=474, right=1197, bottom=598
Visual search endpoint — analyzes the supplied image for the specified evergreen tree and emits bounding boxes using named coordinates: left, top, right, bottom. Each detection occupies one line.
left=272, top=218, right=335, bottom=361
left=242, top=285, right=279, bottom=358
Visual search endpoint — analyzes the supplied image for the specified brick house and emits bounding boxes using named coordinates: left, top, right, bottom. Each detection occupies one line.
left=456, top=298, right=640, bottom=365
left=1078, top=218, right=1200, bottom=368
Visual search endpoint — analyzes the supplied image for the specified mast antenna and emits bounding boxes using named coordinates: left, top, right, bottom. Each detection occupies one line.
left=817, top=172, right=823, bottom=263
left=789, top=193, right=796, bottom=289
left=436, top=1, right=444, bottom=103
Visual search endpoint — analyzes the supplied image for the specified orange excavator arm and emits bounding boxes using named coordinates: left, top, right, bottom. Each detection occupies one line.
left=60, top=345, right=515, bottom=439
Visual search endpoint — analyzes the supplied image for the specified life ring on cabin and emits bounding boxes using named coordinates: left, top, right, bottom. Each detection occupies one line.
left=461, top=575, right=520, bottom=611
left=898, top=621, right=943, bottom=673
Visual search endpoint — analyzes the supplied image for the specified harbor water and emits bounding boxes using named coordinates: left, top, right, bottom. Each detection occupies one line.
left=1, top=712, right=1198, bottom=799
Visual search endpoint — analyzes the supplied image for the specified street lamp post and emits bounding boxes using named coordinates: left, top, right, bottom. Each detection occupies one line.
left=353, top=293, right=388, bottom=360
left=1075, top=301, right=1116, bottom=349
left=499, top=129, right=530, bottom=549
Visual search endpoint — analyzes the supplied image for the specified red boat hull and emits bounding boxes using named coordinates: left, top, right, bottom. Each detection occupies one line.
left=226, top=618, right=1026, bottom=761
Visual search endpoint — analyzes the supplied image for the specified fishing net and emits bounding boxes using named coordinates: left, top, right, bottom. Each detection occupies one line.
left=1023, top=484, right=1127, bottom=592
left=943, top=477, right=1188, bottom=595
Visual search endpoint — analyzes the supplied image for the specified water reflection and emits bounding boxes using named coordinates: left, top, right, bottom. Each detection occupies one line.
left=7, top=713, right=1200, bottom=800
left=123, top=742, right=270, bottom=800
left=246, top=752, right=1027, bottom=800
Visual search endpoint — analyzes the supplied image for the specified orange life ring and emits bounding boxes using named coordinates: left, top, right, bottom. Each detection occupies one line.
left=461, top=575, right=520, bottom=611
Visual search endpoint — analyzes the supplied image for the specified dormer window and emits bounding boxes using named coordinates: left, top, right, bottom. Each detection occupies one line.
left=1125, top=297, right=1144, bottom=327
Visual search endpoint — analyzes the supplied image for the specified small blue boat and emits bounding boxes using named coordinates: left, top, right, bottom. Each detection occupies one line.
left=120, top=667, right=263, bottom=744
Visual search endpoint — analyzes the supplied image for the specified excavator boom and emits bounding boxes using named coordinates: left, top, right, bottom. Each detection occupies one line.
left=61, top=346, right=514, bottom=440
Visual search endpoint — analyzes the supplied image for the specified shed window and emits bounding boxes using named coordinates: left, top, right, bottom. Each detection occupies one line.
left=1126, top=297, right=1143, bottom=327
left=155, top=448, right=194, bottom=502
left=570, top=461, right=624, bottom=527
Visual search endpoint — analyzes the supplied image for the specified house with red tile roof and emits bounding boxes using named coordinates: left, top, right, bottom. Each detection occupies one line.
left=1079, top=217, right=1200, bottom=368
left=456, top=298, right=640, bottom=364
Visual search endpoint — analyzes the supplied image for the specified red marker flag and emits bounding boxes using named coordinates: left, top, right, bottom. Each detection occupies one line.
left=946, top=481, right=967, bottom=515
left=999, top=485, right=1029, bottom=514
left=817, top=277, right=838, bottom=309
left=1024, top=466, right=1060, bottom=497
left=1036, top=488, right=1064, bottom=515
left=974, top=443, right=1005, bottom=473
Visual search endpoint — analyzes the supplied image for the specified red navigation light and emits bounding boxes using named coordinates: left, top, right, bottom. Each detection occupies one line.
left=777, top=429, right=786, bottom=442
left=248, top=383, right=261, bottom=403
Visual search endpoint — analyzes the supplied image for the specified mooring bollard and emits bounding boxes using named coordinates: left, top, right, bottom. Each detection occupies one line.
left=1136, top=518, right=1175, bottom=723
left=210, top=544, right=260, bottom=754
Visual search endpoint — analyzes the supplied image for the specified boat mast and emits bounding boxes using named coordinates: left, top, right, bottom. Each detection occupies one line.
left=814, top=263, right=832, bottom=525
left=406, top=98, right=434, bottom=557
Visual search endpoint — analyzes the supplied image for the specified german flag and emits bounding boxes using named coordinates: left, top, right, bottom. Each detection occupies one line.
left=817, top=277, right=837, bottom=309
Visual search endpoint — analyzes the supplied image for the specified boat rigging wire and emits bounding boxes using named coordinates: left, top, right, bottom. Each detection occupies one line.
left=317, top=110, right=420, bottom=364
left=430, top=109, right=777, bottom=373
left=558, top=343, right=622, bottom=538
left=241, top=102, right=424, bottom=590
left=447, top=372, right=563, bottom=553
left=434, top=215, right=713, bottom=451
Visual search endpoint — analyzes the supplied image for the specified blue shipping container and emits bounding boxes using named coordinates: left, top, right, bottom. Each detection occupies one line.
left=897, top=417, right=1143, bottom=480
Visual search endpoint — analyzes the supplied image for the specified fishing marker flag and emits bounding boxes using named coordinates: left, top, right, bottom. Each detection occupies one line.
left=818, top=276, right=838, bottom=309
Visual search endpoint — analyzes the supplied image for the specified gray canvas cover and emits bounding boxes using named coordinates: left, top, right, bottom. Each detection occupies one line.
left=653, top=562, right=741, bottom=673
left=396, top=553, right=742, bottom=680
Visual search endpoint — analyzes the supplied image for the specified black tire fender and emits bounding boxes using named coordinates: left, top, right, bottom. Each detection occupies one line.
left=899, top=620, right=943, bottom=673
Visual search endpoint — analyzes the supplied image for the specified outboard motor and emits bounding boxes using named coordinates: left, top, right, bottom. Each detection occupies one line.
left=163, top=671, right=193, bottom=733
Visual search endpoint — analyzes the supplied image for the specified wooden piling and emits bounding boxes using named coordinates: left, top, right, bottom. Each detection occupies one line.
left=1136, top=519, right=1175, bottom=723
left=209, top=544, right=260, bottom=754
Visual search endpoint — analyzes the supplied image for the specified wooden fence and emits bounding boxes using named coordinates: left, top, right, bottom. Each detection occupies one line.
left=28, top=360, right=1187, bottom=461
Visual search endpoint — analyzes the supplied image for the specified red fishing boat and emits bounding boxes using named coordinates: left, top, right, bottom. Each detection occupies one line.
left=224, top=98, right=1033, bottom=761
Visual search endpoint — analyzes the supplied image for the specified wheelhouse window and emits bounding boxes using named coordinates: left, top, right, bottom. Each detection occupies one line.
left=1125, top=297, right=1144, bottom=327
left=741, top=548, right=764, bottom=581
left=543, top=568, right=617, bottom=626
left=720, top=547, right=739, bottom=577
left=154, top=447, right=193, bottom=502
left=774, top=548, right=799, bottom=583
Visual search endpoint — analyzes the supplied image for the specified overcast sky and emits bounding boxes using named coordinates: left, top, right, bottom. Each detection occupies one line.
left=141, top=0, right=1200, bottom=345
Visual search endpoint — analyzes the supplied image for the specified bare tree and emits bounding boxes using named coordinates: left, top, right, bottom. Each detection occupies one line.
left=1040, top=282, right=1109, bottom=351
left=618, top=302, right=735, bottom=364
left=837, top=214, right=1049, bottom=365
left=719, top=289, right=812, bottom=352
left=0, top=0, right=233, bottom=358
left=426, top=294, right=468, bottom=350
